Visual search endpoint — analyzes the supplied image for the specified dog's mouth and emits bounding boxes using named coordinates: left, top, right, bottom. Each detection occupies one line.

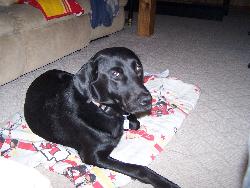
left=97, top=97, right=152, bottom=115
left=119, top=95, right=152, bottom=114
left=127, top=103, right=152, bottom=114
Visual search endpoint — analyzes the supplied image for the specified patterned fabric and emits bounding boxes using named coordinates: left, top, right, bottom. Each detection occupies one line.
left=0, top=73, right=200, bottom=188
left=18, top=0, right=84, bottom=20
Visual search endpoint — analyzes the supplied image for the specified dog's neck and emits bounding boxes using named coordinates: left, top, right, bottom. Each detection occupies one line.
left=91, top=100, right=130, bottom=130
left=91, top=100, right=122, bottom=116
left=91, top=100, right=113, bottom=113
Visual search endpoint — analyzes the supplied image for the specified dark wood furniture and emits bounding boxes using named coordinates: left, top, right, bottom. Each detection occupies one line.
left=127, top=0, right=230, bottom=37
left=138, top=0, right=156, bottom=36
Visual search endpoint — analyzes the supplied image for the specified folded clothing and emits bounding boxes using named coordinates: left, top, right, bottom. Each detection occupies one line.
left=90, top=0, right=119, bottom=28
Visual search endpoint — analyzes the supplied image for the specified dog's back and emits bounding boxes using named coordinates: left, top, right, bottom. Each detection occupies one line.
left=24, top=69, right=74, bottom=144
left=24, top=47, right=180, bottom=188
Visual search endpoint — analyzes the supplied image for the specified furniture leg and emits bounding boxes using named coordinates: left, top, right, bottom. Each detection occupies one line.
left=127, top=0, right=134, bottom=25
left=223, top=0, right=230, bottom=15
left=137, top=0, right=156, bottom=36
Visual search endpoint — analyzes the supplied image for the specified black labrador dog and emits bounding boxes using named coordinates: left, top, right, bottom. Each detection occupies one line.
left=24, top=47, right=180, bottom=188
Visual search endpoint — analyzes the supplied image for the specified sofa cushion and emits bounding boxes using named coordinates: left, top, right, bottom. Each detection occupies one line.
left=76, top=0, right=91, bottom=13
left=0, top=34, right=26, bottom=86
left=119, top=0, right=127, bottom=7
left=0, top=0, right=16, bottom=6
left=4, top=0, right=126, bottom=33
left=77, top=0, right=127, bottom=12
left=0, top=13, right=15, bottom=35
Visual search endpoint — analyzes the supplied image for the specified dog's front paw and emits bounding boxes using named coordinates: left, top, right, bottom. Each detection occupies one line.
left=129, top=120, right=140, bottom=130
left=128, top=114, right=140, bottom=130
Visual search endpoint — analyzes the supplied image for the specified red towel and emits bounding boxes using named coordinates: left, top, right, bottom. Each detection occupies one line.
left=18, top=0, right=84, bottom=20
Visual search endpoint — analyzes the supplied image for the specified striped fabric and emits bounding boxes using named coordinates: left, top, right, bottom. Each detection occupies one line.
left=18, top=0, right=84, bottom=20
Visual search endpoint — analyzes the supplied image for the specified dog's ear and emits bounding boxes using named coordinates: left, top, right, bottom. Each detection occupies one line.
left=74, top=54, right=113, bottom=104
left=73, top=57, right=98, bottom=101
left=88, top=56, right=114, bottom=104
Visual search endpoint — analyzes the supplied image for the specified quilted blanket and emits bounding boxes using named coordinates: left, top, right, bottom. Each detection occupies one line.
left=0, top=72, right=200, bottom=188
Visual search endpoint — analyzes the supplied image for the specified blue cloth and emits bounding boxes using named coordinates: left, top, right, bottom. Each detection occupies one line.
left=90, top=0, right=119, bottom=28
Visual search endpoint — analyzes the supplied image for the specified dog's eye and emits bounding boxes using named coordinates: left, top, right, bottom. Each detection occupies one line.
left=135, top=65, right=142, bottom=72
left=111, top=70, right=121, bottom=78
left=135, top=64, right=142, bottom=75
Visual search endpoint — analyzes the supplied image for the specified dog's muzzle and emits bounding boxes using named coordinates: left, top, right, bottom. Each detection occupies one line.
left=125, top=91, right=152, bottom=114
left=138, top=93, right=152, bottom=107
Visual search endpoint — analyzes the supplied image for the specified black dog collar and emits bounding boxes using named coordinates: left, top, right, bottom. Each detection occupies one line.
left=91, top=100, right=130, bottom=130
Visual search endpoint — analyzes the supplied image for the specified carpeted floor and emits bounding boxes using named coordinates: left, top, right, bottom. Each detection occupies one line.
left=1, top=9, right=250, bottom=188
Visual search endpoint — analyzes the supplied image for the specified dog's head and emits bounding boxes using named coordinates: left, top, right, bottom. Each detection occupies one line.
left=75, top=47, right=152, bottom=114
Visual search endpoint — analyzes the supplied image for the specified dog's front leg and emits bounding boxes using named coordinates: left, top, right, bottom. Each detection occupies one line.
left=127, top=114, right=140, bottom=130
left=88, top=154, right=180, bottom=188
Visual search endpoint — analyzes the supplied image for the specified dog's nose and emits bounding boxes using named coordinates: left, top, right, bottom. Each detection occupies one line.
left=138, top=93, right=152, bottom=106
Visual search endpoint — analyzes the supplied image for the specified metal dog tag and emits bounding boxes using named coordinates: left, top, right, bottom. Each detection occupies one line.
left=123, top=115, right=130, bottom=130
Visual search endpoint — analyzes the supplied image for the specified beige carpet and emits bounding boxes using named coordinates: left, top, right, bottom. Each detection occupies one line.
left=1, top=9, right=250, bottom=188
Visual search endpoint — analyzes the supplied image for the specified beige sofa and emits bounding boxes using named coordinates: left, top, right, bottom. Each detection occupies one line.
left=0, top=0, right=127, bottom=86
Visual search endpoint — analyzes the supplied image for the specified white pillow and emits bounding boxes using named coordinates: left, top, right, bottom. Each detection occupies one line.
left=0, top=157, right=53, bottom=188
